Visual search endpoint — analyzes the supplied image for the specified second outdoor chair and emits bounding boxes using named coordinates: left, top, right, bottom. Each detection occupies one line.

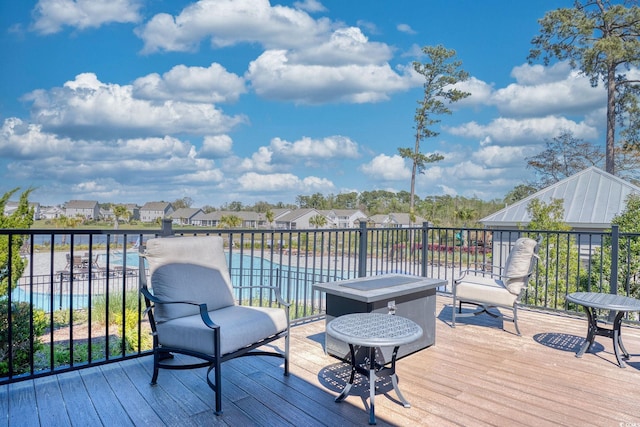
left=452, top=237, right=539, bottom=335
left=139, top=235, right=290, bottom=415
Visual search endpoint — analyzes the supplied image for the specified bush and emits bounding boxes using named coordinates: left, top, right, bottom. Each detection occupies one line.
left=0, top=299, right=47, bottom=375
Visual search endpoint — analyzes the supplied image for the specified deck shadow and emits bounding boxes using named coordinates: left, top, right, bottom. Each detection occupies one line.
left=533, top=332, right=604, bottom=353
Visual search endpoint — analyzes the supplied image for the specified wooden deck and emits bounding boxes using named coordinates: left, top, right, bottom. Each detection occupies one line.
left=3, top=294, right=640, bottom=426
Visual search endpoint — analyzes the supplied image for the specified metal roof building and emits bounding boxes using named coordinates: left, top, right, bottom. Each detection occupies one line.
left=480, top=167, right=640, bottom=230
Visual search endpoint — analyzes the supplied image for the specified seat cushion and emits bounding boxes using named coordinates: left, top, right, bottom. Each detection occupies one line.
left=145, top=236, right=236, bottom=322
left=455, top=276, right=518, bottom=307
left=156, top=305, right=288, bottom=356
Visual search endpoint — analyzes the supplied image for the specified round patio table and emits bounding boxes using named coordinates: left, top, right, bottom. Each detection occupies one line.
left=567, top=292, right=640, bottom=368
left=326, top=312, right=423, bottom=425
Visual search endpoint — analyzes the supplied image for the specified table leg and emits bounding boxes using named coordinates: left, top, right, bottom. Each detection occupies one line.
left=389, top=346, right=411, bottom=408
left=369, top=346, right=376, bottom=425
left=335, top=344, right=357, bottom=403
left=576, top=307, right=597, bottom=358
left=612, top=311, right=628, bottom=368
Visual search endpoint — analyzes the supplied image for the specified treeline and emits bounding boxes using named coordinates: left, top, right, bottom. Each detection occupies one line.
left=212, top=191, right=504, bottom=227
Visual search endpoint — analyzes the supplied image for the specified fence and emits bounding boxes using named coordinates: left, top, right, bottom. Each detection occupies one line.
left=1, top=222, right=639, bottom=384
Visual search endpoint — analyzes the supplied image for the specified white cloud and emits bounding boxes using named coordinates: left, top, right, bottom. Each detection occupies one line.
left=360, top=154, right=410, bottom=181
left=132, top=63, right=246, bottom=103
left=136, top=0, right=331, bottom=53
left=293, top=0, right=326, bottom=12
left=510, top=62, right=573, bottom=85
left=200, top=135, right=233, bottom=158
left=288, top=27, right=393, bottom=66
left=447, top=116, right=598, bottom=145
left=23, top=73, right=247, bottom=139
left=136, top=1, right=412, bottom=105
left=0, top=116, right=224, bottom=187
left=397, top=23, right=416, bottom=34
left=247, top=50, right=414, bottom=104
left=269, top=135, right=359, bottom=161
left=31, top=0, right=142, bottom=34
left=472, top=144, right=535, bottom=168
left=238, top=146, right=274, bottom=172
left=453, top=77, right=494, bottom=107
left=491, top=68, right=604, bottom=116
left=237, top=172, right=334, bottom=192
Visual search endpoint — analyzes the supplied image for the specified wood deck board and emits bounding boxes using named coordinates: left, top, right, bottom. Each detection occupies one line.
left=3, top=294, right=640, bottom=426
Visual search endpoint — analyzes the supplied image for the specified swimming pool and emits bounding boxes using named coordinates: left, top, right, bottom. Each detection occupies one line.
left=13, top=250, right=351, bottom=312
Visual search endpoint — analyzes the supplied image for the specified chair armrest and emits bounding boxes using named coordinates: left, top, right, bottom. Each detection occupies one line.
left=233, top=284, right=291, bottom=307
left=140, top=287, right=219, bottom=329
left=455, top=269, right=505, bottom=283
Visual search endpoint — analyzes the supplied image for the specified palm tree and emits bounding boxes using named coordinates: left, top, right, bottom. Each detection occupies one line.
left=219, top=215, right=242, bottom=229
left=309, top=214, right=327, bottom=229
left=265, top=209, right=275, bottom=228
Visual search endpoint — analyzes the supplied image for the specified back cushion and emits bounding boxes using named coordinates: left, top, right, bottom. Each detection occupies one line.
left=504, top=237, right=538, bottom=295
left=144, top=236, right=235, bottom=322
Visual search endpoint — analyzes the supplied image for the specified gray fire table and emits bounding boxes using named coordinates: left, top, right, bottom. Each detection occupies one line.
left=313, top=274, right=445, bottom=362
left=326, top=312, right=423, bottom=425
left=567, top=291, right=640, bottom=368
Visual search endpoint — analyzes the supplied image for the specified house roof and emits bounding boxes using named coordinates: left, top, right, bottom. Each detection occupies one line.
left=367, top=212, right=428, bottom=226
left=140, top=202, right=172, bottom=211
left=65, top=200, right=98, bottom=209
left=480, top=167, right=640, bottom=229
left=276, top=208, right=321, bottom=222
left=170, top=208, right=202, bottom=219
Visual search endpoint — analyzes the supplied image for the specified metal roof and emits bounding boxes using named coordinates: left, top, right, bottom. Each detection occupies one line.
left=480, top=167, right=640, bottom=229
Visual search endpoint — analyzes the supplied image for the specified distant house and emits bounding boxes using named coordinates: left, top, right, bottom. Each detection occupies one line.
left=367, top=212, right=429, bottom=228
left=191, top=211, right=266, bottom=228
left=40, top=206, right=64, bottom=220
left=65, top=200, right=100, bottom=220
left=275, top=208, right=327, bottom=230
left=3, top=201, right=41, bottom=220
left=140, top=202, right=174, bottom=223
left=170, top=208, right=203, bottom=225
left=480, top=167, right=640, bottom=232
left=320, top=209, right=368, bottom=228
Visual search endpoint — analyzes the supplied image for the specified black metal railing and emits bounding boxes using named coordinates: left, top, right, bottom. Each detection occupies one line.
left=1, top=222, right=639, bottom=384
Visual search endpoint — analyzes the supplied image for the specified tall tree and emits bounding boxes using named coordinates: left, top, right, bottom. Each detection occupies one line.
left=399, top=45, right=470, bottom=218
left=526, top=198, right=582, bottom=309
left=529, top=0, right=640, bottom=175
left=504, top=184, right=539, bottom=205
left=526, top=130, right=604, bottom=187
left=112, top=204, right=130, bottom=229
left=172, top=197, right=194, bottom=210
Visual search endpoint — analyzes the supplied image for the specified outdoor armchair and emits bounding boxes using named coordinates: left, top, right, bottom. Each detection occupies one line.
left=452, top=237, right=539, bottom=335
left=138, top=235, right=290, bottom=415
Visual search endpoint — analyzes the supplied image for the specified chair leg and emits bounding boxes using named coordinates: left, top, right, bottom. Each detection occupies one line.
left=513, top=304, right=521, bottom=336
left=214, top=360, right=222, bottom=415
left=451, top=295, right=457, bottom=328
left=284, top=328, right=290, bottom=376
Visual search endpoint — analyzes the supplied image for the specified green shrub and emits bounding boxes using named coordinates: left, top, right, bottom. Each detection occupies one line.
left=0, top=299, right=47, bottom=375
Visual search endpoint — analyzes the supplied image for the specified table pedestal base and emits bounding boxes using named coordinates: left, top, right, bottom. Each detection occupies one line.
left=576, top=308, right=629, bottom=368
left=335, top=344, right=410, bottom=425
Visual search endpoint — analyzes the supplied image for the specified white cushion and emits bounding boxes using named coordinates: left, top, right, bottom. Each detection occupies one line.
left=156, top=305, right=288, bottom=355
left=144, top=236, right=235, bottom=322
left=503, top=237, right=537, bottom=294
left=455, top=276, right=518, bottom=307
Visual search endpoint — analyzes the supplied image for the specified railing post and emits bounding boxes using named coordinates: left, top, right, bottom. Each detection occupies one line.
left=421, top=222, right=429, bottom=277
left=358, top=222, right=368, bottom=278
left=161, top=219, right=174, bottom=236
left=610, top=224, right=619, bottom=295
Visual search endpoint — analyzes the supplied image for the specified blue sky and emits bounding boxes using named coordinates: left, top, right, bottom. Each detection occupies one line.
left=1, top=0, right=608, bottom=208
